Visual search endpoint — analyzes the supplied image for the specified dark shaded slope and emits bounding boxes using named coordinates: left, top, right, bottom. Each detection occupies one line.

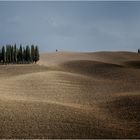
left=124, top=61, right=140, bottom=68
left=61, top=60, right=127, bottom=80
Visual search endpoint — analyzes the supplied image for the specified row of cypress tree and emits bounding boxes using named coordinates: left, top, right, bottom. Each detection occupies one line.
left=0, top=44, right=39, bottom=64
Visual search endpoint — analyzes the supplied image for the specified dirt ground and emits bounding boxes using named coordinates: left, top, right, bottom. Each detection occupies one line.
left=0, top=51, right=139, bottom=138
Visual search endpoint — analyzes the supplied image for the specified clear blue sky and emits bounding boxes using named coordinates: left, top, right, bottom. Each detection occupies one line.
left=0, top=1, right=140, bottom=52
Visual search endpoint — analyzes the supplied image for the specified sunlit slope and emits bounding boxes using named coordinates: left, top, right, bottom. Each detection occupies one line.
left=39, top=51, right=140, bottom=66
left=0, top=51, right=139, bottom=138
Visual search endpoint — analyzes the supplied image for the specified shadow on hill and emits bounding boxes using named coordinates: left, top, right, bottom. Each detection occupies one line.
left=105, top=95, right=140, bottom=122
left=61, top=60, right=126, bottom=80
left=124, top=61, right=140, bottom=68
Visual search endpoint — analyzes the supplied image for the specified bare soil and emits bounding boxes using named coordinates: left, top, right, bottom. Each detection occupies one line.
left=0, top=51, right=140, bottom=138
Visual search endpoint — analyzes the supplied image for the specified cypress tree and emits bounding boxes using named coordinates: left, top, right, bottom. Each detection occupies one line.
left=6, top=45, right=10, bottom=63
left=23, top=47, right=26, bottom=63
left=34, top=45, right=39, bottom=63
left=2, top=46, right=6, bottom=63
left=0, top=48, right=2, bottom=63
left=18, top=44, right=23, bottom=63
left=9, top=45, right=12, bottom=63
left=0, top=44, right=39, bottom=64
left=25, top=45, right=31, bottom=62
left=17, top=48, right=20, bottom=63
left=31, top=44, right=35, bottom=63
left=11, top=46, right=14, bottom=63
left=14, top=44, right=17, bottom=63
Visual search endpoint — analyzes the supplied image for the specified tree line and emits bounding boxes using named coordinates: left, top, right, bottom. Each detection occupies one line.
left=0, top=44, right=39, bottom=64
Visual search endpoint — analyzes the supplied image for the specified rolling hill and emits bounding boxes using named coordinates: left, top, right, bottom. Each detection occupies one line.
left=0, top=51, right=139, bottom=138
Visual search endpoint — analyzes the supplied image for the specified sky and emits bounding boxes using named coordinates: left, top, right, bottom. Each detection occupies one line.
left=0, top=1, right=140, bottom=52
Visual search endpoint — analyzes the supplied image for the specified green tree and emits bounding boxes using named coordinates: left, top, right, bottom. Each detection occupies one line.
left=17, top=48, right=20, bottom=63
left=31, top=44, right=35, bottom=62
left=9, top=45, right=12, bottom=63
left=6, top=45, right=10, bottom=63
left=22, top=47, right=26, bottom=63
left=14, top=44, right=17, bottom=63
left=17, top=44, right=23, bottom=63
left=25, top=45, right=31, bottom=62
left=2, top=46, right=6, bottom=63
left=0, top=44, right=39, bottom=64
left=11, top=46, right=14, bottom=63
left=0, top=48, right=2, bottom=62
left=34, top=45, right=39, bottom=63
